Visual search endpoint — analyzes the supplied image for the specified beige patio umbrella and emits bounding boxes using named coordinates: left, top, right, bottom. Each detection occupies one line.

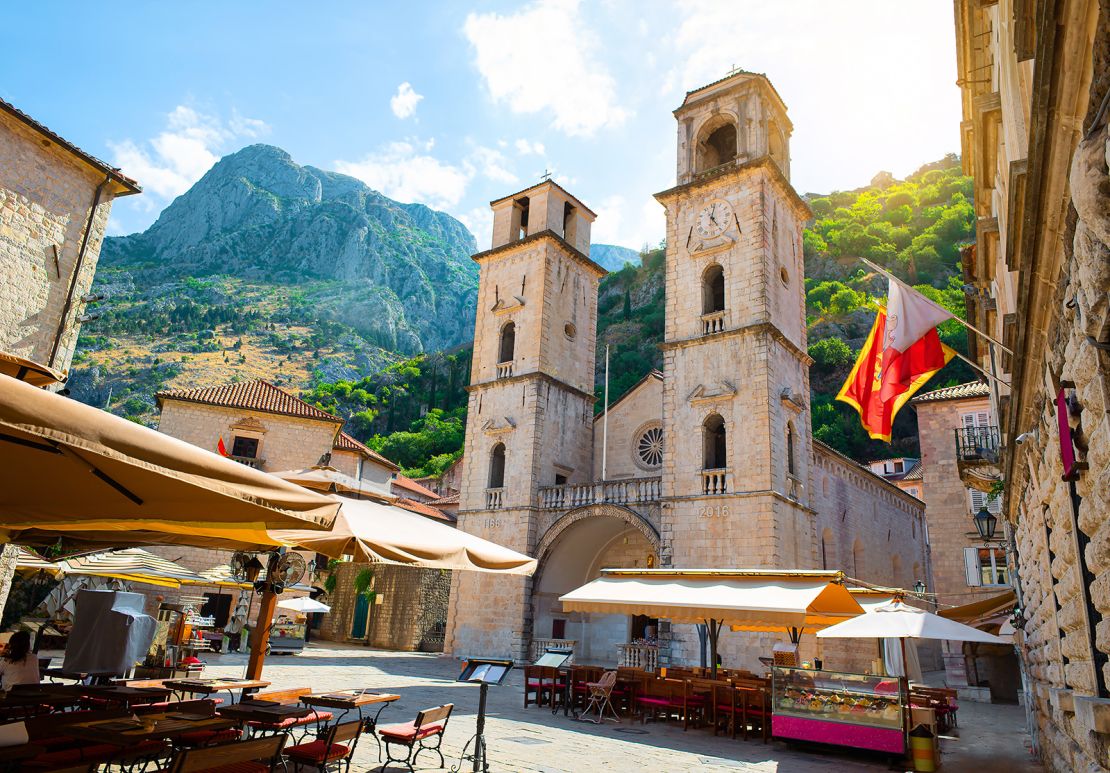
left=273, top=495, right=538, bottom=575
left=270, top=466, right=396, bottom=503
left=0, top=351, right=65, bottom=388
left=560, top=569, right=863, bottom=677
left=0, top=373, right=340, bottom=548
left=13, top=546, right=63, bottom=576
left=60, top=548, right=206, bottom=588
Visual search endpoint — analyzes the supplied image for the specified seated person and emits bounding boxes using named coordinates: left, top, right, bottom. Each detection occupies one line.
left=0, top=631, right=40, bottom=690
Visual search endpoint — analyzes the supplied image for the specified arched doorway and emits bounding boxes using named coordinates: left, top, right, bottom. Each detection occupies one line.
left=531, top=506, right=659, bottom=663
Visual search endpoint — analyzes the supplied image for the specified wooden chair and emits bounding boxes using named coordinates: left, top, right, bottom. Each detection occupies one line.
left=157, top=699, right=242, bottom=748
left=284, top=718, right=361, bottom=773
left=19, top=709, right=170, bottom=771
left=376, top=704, right=453, bottom=773
left=164, top=734, right=287, bottom=773
left=708, top=683, right=747, bottom=739
left=242, top=687, right=333, bottom=740
left=523, top=666, right=564, bottom=709
left=734, top=685, right=770, bottom=742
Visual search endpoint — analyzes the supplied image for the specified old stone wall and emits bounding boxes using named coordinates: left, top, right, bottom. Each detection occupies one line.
left=592, top=375, right=663, bottom=480
left=0, top=109, right=124, bottom=374
left=157, top=402, right=339, bottom=473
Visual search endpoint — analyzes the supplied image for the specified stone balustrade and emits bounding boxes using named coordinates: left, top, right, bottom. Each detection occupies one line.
left=538, top=477, right=662, bottom=509
left=230, top=454, right=265, bottom=470
left=617, top=643, right=659, bottom=671
left=529, top=638, right=577, bottom=662
left=701, top=468, right=730, bottom=495
left=496, top=361, right=514, bottom=378
left=701, top=310, right=727, bottom=335
left=485, top=487, right=504, bottom=509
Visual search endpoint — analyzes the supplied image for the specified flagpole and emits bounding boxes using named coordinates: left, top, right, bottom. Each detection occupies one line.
left=951, top=349, right=1011, bottom=388
left=601, top=344, right=610, bottom=481
left=857, top=257, right=1014, bottom=355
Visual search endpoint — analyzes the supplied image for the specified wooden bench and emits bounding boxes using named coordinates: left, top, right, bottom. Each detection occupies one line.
left=377, top=704, right=453, bottom=773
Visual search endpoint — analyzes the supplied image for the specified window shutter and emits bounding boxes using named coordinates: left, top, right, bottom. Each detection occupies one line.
left=962, top=413, right=977, bottom=429
left=976, top=411, right=990, bottom=427
left=964, top=548, right=983, bottom=587
left=969, top=488, right=986, bottom=511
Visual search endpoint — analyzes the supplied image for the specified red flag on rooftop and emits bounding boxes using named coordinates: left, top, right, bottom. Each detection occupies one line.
left=217, top=436, right=230, bottom=457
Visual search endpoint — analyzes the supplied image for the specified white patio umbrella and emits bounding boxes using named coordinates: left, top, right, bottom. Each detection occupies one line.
left=276, top=596, right=331, bottom=614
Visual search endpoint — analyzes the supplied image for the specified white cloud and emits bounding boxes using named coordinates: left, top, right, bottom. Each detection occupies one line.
left=335, top=141, right=472, bottom=209
left=458, top=206, right=495, bottom=251
left=591, top=194, right=664, bottom=250
left=463, top=0, right=627, bottom=136
left=390, top=82, right=424, bottom=119
left=109, top=105, right=270, bottom=202
left=469, top=146, right=518, bottom=184
left=515, top=139, right=545, bottom=156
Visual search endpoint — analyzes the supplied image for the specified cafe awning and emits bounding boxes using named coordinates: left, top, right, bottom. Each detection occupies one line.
left=559, top=569, right=863, bottom=631
left=938, top=589, right=1016, bottom=624
left=270, top=466, right=395, bottom=503
left=0, top=373, right=340, bottom=549
left=59, top=548, right=205, bottom=588
left=0, top=352, right=64, bottom=388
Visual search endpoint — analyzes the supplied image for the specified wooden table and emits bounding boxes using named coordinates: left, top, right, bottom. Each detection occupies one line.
left=89, top=685, right=173, bottom=708
left=41, top=667, right=88, bottom=683
left=218, top=700, right=314, bottom=724
left=163, top=678, right=270, bottom=702
left=301, top=690, right=400, bottom=758
left=0, top=688, right=82, bottom=717
left=61, top=712, right=237, bottom=768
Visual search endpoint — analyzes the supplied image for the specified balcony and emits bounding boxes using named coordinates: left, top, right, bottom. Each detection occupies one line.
left=538, top=477, right=661, bottom=510
left=496, top=361, right=514, bottom=378
left=485, top=487, right=505, bottom=509
left=701, top=468, right=730, bottom=496
left=954, top=426, right=1002, bottom=492
left=230, top=454, right=265, bottom=470
left=786, top=475, right=804, bottom=502
left=529, top=638, right=577, bottom=662
left=701, top=310, right=727, bottom=335
left=617, top=643, right=659, bottom=671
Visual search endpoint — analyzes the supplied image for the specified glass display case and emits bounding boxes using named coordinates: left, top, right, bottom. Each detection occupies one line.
left=269, top=620, right=306, bottom=653
left=772, top=666, right=906, bottom=754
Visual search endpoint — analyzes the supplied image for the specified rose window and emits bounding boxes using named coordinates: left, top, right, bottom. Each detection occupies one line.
left=636, top=426, right=664, bottom=468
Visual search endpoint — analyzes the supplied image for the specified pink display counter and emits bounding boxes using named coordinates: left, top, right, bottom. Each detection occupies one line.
left=771, top=666, right=906, bottom=755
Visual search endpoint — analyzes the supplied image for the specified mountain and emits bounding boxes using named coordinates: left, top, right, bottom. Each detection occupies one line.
left=101, top=144, right=478, bottom=352
left=591, top=243, right=641, bottom=272
left=70, top=144, right=479, bottom=423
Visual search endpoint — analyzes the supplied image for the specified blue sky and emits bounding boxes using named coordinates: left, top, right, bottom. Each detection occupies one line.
left=2, top=1, right=960, bottom=250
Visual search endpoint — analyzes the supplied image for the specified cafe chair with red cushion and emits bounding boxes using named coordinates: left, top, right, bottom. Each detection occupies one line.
left=165, top=700, right=243, bottom=749
left=284, top=718, right=361, bottom=773
left=162, top=733, right=287, bottom=773
left=376, top=703, right=453, bottom=772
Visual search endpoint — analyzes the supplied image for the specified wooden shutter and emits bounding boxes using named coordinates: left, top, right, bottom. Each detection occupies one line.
left=964, top=547, right=983, bottom=587
left=969, top=488, right=986, bottom=512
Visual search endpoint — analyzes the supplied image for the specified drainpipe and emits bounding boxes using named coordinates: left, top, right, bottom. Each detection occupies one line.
left=48, top=175, right=111, bottom=370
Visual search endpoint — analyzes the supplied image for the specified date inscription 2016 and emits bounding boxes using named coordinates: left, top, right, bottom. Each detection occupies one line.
left=698, top=505, right=729, bottom=519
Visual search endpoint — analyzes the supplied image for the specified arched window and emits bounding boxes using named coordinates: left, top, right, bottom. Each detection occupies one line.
left=695, top=117, right=738, bottom=173
left=821, top=528, right=835, bottom=570
left=498, top=322, right=516, bottom=364
left=702, top=264, right=725, bottom=314
left=488, top=443, right=506, bottom=488
left=786, top=421, right=796, bottom=476
left=703, top=414, right=727, bottom=470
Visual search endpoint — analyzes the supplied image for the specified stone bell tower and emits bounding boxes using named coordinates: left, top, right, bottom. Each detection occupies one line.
left=655, top=71, right=815, bottom=571
left=445, top=179, right=605, bottom=660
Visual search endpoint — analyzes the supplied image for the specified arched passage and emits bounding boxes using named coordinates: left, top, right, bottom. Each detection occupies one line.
left=531, top=506, right=659, bottom=662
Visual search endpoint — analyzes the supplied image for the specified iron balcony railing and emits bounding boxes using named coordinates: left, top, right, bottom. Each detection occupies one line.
left=954, top=426, right=1001, bottom=464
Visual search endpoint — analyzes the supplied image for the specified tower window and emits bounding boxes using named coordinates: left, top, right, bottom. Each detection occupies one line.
left=787, top=421, right=796, bottom=476
left=514, top=196, right=530, bottom=241
left=498, top=322, right=516, bottom=364
left=489, top=443, right=506, bottom=488
left=703, top=414, right=727, bottom=470
left=702, top=264, right=725, bottom=314
left=563, top=201, right=577, bottom=244
left=696, top=119, right=738, bottom=173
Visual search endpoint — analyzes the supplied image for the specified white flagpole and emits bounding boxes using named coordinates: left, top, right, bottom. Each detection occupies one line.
left=857, top=257, right=1014, bottom=355
left=602, top=344, right=610, bottom=481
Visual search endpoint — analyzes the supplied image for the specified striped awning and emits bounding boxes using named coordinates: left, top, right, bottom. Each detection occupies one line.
left=60, top=548, right=205, bottom=588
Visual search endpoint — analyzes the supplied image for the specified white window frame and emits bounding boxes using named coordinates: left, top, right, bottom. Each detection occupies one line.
left=968, top=487, right=1002, bottom=514
left=963, top=546, right=1009, bottom=587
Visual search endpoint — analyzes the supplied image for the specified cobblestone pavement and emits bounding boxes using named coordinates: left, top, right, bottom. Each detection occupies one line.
left=190, top=642, right=1040, bottom=773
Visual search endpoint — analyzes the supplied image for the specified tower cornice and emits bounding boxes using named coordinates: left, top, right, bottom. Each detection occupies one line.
left=465, top=369, right=598, bottom=404
left=660, top=320, right=814, bottom=367
left=654, top=155, right=811, bottom=219
left=471, top=229, right=607, bottom=277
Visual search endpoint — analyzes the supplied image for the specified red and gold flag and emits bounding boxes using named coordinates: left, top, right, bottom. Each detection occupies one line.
left=217, top=436, right=230, bottom=457
left=836, top=307, right=956, bottom=442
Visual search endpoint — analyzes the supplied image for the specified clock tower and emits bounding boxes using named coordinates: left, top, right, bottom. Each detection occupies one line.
left=655, top=71, right=815, bottom=571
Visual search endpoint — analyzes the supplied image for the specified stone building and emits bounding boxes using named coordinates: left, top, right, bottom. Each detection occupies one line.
left=0, top=98, right=141, bottom=619
left=864, top=458, right=923, bottom=502
left=912, top=381, right=1019, bottom=702
left=0, top=99, right=141, bottom=378
left=152, top=378, right=447, bottom=650
left=954, top=0, right=1110, bottom=768
left=445, top=71, right=932, bottom=673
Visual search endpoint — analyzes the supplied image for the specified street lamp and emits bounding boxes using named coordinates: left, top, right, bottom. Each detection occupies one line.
left=973, top=506, right=998, bottom=541
left=913, top=581, right=926, bottom=595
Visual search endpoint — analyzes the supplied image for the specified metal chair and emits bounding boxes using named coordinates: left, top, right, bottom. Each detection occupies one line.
left=580, top=670, right=620, bottom=724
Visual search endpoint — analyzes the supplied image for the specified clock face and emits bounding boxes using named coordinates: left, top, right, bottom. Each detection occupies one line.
left=695, top=199, right=734, bottom=240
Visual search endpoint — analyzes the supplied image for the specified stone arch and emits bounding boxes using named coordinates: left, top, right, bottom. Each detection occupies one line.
left=533, top=504, right=661, bottom=589
left=694, top=111, right=740, bottom=173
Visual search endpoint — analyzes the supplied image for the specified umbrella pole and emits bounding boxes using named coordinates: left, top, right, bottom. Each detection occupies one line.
left=900, top=636, right=910, bottom=756
left=245, top=585, right=277, bottom=681
left=707, top=619, right=721, bottom=679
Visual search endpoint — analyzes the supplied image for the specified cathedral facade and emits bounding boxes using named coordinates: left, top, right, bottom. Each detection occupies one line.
left=444, top=72, right=931, bottom=671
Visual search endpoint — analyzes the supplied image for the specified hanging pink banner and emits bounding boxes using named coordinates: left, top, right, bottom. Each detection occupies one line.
left=1057, top=388, right=1079, bottom=481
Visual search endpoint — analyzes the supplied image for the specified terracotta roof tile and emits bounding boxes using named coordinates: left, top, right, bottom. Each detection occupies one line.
left=0, top=98, right=141, bottom=194
left=391, top=475, right=439, bottom=500
left=396, top=498, right=455, bottom=523
left=156, top=380, right=341, bottom=422
left=901, top=460, right=923, bottom=481
left=332, top=431, right=400, bottom=471
left=911, top=381, right=991, bottom=404
left=430, top=492, right=459, bottom=506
